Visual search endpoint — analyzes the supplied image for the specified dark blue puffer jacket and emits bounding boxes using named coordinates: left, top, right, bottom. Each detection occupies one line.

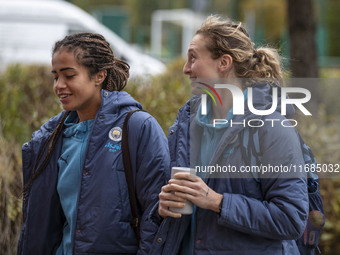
left=18, top=90, right=170, bottom=255
left=150, top=83, right=309, bottom=255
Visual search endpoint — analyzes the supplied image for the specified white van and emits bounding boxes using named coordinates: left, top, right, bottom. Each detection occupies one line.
left=0, top=0, right=165, bottom=77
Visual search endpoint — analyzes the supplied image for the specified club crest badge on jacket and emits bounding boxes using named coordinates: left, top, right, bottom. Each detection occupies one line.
left=109, top=127, right=122, bottom=142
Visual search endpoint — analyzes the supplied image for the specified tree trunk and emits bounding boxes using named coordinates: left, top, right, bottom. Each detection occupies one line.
left=288, top=0, right=319, bottom=115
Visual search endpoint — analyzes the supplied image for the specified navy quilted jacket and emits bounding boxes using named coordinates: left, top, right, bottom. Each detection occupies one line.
left=18, top=90, right=170, bottom=255
left=150, top=83, right=309, bottom=255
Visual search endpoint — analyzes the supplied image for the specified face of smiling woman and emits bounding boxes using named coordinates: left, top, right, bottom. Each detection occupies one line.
left=52, top=49, right=105, bottom=122
left=183, top=34, right=226, bottom=95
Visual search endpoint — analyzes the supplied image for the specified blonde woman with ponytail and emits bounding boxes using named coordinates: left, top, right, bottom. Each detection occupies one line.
left=18, top=32, right=170, bottom=255
left=154, top=15, right=309, bottom=255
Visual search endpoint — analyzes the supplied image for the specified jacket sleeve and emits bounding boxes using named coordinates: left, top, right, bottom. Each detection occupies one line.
left=217, top=120, right=309, bottom=240
left=126, top=112, right=170, bottom=254
left=18, top=111, right=65, bottom=255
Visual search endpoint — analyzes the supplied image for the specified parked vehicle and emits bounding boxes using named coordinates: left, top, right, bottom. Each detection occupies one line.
left=0, top=0, right=165, bottom=77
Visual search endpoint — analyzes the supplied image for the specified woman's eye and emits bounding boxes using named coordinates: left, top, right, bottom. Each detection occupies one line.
left=66, top=75, right=75, bottom=79
left=53, top=77, right=58, bottom=81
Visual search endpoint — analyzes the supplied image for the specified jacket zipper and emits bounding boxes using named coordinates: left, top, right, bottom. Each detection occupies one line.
left=71, top=109, right=101, bottom=254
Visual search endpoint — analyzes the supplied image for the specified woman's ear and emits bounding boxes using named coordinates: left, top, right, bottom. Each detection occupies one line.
left=95, top=70, right=107, bottom=86
left=219, top=54, right=233, bottom=73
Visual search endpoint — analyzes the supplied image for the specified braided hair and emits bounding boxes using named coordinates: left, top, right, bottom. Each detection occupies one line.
left=23, top=33, right=129, bottom=195
left=52, top=32, right=130, bottom=91
left=23, top=111, right=69, bottom=195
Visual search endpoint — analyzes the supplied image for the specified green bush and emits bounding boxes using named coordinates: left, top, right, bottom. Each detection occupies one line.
left=0, top=64, right=62, bottom=144
left=0, top=135, right=22, bottom=254
left=0, top=60, right=190, bottom=142
left=126, top=57, right=190, bottom=134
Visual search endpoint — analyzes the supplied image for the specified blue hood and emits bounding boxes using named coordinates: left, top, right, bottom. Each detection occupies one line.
left=100, top=90, right=143, bottom=114
left=245, top=82, right=295, bottom=119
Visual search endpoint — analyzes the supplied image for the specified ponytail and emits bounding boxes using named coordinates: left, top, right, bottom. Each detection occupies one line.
left=105, top=58, right=130, bottom=92
left=196, top=15, right=284, bottom=84
left=246, top=47, right=283, bottom=79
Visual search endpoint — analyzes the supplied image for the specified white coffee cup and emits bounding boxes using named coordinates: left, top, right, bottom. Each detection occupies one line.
left=169, top=167, right=196, bottom=215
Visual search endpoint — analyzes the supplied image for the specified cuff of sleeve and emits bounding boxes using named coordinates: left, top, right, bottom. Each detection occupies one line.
left=218, top=193, right=231, bottom=223
left=149, top=201, right=163, bottom=226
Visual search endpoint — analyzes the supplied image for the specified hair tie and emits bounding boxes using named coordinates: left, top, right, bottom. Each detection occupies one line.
left=253, top=50, right=258, bottom=58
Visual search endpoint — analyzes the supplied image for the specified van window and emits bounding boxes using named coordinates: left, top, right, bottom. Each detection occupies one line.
left=0, top=21, right=67, bottom=65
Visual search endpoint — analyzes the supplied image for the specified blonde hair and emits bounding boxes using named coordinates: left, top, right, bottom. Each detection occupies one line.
left=196, top=15, right=283, bottom=83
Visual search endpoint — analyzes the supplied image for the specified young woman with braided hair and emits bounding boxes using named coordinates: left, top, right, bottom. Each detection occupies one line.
left=18, top=32, right=170, bottom=255
left=150, top=15, right=309, bottom=254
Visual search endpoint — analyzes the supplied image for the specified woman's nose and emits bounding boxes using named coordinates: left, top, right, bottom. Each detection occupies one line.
left=54, top=77, right=66, bottom=89
left=183, top=61, right=191, bottom=75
